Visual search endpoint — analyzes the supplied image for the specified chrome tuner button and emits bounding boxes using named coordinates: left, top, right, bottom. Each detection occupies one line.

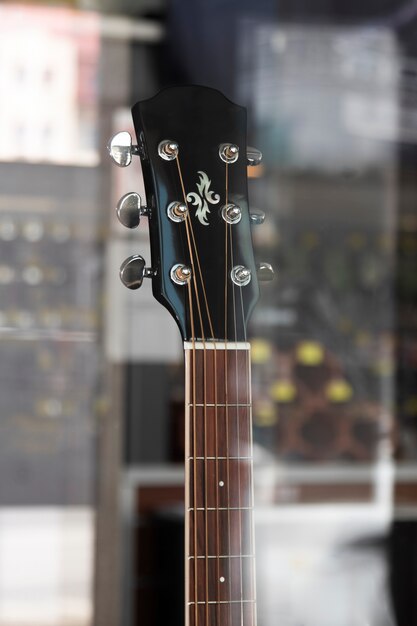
left=170, top=264, right=192, bottom=285
left=250, top=210, right=266, bottom=225
left=119, top=255, right=154, bottom=290
left=247, top=147, right=262, bottom=166
left=116, top=192, right=148, bottom=229
left=257, top=263, right=274, bottom=281
left=231, top=265, right=251, bottom=287
left=108, top=131, right=139, bottom=167
left=219, top=143, right=239, bottom=163
left=158, top=140, right=179, bottom=161
left=222, top=203, right=241, bottom=224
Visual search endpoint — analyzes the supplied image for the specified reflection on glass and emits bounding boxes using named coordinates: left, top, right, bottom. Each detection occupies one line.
left=234, top=23, right=401, bottom=626
left=0, top=6, right=102, bottom=626
left=0, top=5, right=100, bottom=166
left=240, top=25, right=398, bottom=465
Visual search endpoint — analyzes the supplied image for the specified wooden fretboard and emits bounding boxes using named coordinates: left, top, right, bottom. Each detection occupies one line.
left=184, top=342, right=256, bottom=626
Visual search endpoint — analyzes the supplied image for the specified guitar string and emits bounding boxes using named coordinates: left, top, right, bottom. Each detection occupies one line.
left=184, top=206, right=208, bottom=626
left=177, top=152, right=246, bottom=625
left=224, top=161, right=232, bottom=626
left=184, top=213, right=209, bottom=625
left=240, top=286, right=256, bottom=626
left=178, top=159, right=221, bottom=626
left=168, top=145, right=252, bottom=626
left=213, top=340, right=220, bottom=626
left=228, top=190, right=244, bottom=626
left=176, top=156, right=219, bottom=626
left=186, top=276, right=198, bottom=626
left=179, top=171, right=221, bottom=626
left=176, top=159, right=204, bottom=626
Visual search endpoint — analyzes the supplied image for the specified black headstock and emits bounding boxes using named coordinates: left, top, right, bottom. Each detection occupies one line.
left=109, top=86, right=272, bottom=342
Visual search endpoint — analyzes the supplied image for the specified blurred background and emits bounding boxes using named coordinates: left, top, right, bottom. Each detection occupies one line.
left=1, top=1, right=417, bottom=626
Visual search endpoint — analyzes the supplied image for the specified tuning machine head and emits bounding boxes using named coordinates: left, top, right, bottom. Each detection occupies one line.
left=247, top=146, right=262, bottom=166
left=250, top=210, right=265, bottom=225
left=116, top=192, right=149, bottom=229
left=257, top=262, right=274, bottom=282
left=120, top=255, right=155, bottom=290
left=108, top=131, right=140, bottom=167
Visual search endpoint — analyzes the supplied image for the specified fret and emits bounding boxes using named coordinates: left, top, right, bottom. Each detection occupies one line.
left=186, top=348, right=251, bottom=404
left=188, top=459, right=253, bottom=509
left=188, top=601, right=256, bottom=626
left=189, top=600, right=256, bottom=605
left=188, top=504, right=254, bottom=558
left=188, top=406, right=252, bottom=458
left=189, top=556, right=254, bottom=603
left=188, top=403, right=252, bottom=407
left=188, top=555, right=255, bottom=560
left=187, top=456, right=253, bottom=460
left=188, top=507, right=253, bottom=511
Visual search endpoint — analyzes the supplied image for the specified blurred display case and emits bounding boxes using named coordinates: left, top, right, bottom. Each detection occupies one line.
left=119, top=23, right=417, bottom=626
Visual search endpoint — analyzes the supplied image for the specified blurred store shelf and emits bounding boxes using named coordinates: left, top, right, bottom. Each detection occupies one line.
left=99, top=14, right=164, bottom=42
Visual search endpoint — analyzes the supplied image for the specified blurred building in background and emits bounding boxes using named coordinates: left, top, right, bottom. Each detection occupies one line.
left=1, top=2, right=417, bottom=626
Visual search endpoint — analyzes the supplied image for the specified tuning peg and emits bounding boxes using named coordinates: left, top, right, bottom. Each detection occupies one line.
left=119, top=255, right=154, bottom=290
left=250, top=210, right=265, bottom=225
left=257, top=262, right=274, bottom=281
left=247, top=147, right=262, bottom=166
left=116, top=192, right=149, bottom=229
left=108, top=131, right=140, bottom=167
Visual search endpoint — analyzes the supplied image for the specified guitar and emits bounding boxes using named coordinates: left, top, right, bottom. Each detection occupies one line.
left=108, top=85, right=273, bottom=626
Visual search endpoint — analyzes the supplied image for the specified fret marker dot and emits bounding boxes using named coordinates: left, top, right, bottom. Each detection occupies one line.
left=219, top=481, right=224, bottom=487
left=220, top=577, right=225, bottom=583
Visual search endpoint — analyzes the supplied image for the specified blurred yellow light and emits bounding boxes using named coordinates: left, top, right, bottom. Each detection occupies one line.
left=296, top=341, right=324, bottom=366
left=404, top=396, right=417, bottom=416
left=292, top=556, right=308, bottom=570
left=338, top=317, right=353, bottom=333
left=326, top=379, right=353, bottom=402
left=37, top=349, right=53, bottom=370
left=251, top=339, right=272, bottom=364
left=372, top=359, right=393, bottom=377
left=347, top=232, right=366, bottom=250
left=95, top=396, right=110, bottom=416
left=355, top=331, right=371, bottom=347
left=378, top=234, right=392, bottom=253
left=402, top=236, right=417, bottom=253
left=301, top=231, right=319, bottom=249
left=270, top=380, right=296, bottom=403
left=254, top=403, right=278, bottom=427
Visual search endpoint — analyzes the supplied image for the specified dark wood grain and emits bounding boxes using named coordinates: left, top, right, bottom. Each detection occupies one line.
left=185, top=346, right=256, bottom=626
left=186, top=348, right=251, bottom=405
left=188, top=407, right=252, bottom=459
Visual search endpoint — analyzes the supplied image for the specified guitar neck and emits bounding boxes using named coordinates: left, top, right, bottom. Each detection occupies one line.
left=109, top=85, right=270, bottom=626
left=184, top=341, right=256, bottom=626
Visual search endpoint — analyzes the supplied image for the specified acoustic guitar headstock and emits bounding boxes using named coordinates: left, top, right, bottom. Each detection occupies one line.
left=108, top=85, right=273, bottom=342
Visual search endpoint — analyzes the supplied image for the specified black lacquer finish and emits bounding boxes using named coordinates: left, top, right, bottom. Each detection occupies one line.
left=132, top=85, right=259, bottom=341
